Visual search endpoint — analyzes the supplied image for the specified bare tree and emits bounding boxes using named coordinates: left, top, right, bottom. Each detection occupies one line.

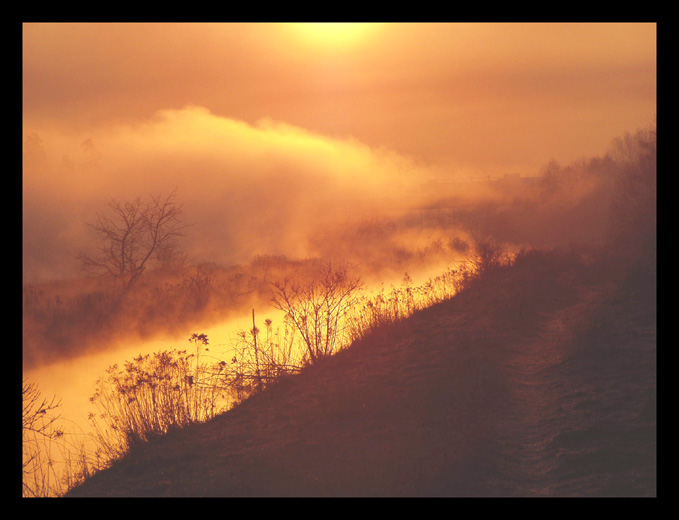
left=22, top=380, right=64, bottom=497
left=272, top=262, right=362, bottom=365
left=79, top=190, right=186, bottom=294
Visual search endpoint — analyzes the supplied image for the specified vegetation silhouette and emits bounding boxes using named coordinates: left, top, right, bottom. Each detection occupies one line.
left=22, top=380, right=64, bottom=497
left=271, top=262, right=362, bottom=365
left=23, top=124, right=656, bottom=497
left=76, top=189, right=187, bottom=319
left=65, top=236, right=655, bottom=496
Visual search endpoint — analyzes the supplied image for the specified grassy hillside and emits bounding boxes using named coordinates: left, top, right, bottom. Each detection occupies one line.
left=64, top=246, right=656, bottom=497
left=31, top=125, right=655, bottom=497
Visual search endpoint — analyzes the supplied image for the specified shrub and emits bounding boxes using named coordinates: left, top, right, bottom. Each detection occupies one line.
left=87, top=333, right=233, bottom=461
left=271, top=262, right=362, bottom=364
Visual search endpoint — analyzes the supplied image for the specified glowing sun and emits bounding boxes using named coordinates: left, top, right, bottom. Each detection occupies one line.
left=286, top=23, right=382, bottom=50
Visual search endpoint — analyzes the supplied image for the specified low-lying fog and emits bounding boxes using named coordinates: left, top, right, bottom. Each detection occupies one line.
left=23, top=106, right=643, bottom=438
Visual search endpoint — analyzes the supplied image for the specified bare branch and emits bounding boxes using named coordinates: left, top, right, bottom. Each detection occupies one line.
left=78, top=190, right=187, bottom=293
left=271, top=262, right=362, bottom=364
left=23, top=380, right=62, bottom=434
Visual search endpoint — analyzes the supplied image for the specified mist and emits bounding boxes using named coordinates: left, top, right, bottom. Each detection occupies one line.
left=22, top=23, right=657, bottom=498
left=23, top=104, right=627, bottom=287
left=23, top=106, right=435, bottom=281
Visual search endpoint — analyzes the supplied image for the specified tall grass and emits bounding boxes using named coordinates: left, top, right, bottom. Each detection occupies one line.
left=22, top=380, right=97, bottom=497
left=91, top=249, right=500, bottom=453
left=26, top=123, right=657, bottom=496
left=86, top=333, right=236, bottom=462
left=345, top=266, right=467, bottom=342
left=228, top=312, right=307, bottom=403
left=22, top=240, right=508, bottom=497
left=345, top=241, right=516, bottom=343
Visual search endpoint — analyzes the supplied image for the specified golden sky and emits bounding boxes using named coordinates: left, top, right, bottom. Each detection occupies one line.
left=23, top=23, right=655, bottom=173
left=22, top=23, right=657, bottom=280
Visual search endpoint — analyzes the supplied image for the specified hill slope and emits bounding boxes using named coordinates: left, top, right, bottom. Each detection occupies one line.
left=66, top=252, right=656, bottom=497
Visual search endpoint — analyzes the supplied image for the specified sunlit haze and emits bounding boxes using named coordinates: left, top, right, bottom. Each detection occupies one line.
left=22, top=23, right=656, bottom=497
left=285, top=23, right=384, bottom=49
left=23, top=22, right=656, bottom=282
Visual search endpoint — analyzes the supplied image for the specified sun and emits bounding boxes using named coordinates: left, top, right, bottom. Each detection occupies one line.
left=286, top=23, right=381, bottom=50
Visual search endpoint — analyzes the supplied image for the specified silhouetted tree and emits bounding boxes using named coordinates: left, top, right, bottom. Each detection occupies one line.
left=606, top=125, right=657, bottom=271
left=78, top=190, right=186, bottom=296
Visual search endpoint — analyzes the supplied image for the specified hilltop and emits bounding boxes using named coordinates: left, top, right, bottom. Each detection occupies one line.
left=65, top=248, right=656, bottom=497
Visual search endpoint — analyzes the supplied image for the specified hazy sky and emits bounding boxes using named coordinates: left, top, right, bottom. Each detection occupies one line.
left=22, top=23, right=656, bottom=281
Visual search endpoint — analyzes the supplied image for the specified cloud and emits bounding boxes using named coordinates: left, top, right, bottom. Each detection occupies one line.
left=23, top=106, right=435, bottom=281
left=23, top=23, right=656, bottom=183
left=23, top=103, right=636, bottom=285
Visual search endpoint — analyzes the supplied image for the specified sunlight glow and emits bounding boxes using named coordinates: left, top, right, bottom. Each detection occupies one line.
left=286, top=23, right=381, bottom=50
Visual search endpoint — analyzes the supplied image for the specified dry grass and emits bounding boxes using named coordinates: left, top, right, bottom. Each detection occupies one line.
left=64, top=242, right=656, bottom=497
left=23, top=250, right=490, bottom=496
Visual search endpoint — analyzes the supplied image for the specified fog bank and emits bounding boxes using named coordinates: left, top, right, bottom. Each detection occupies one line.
left=23, top=106, right=437, bottom=281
